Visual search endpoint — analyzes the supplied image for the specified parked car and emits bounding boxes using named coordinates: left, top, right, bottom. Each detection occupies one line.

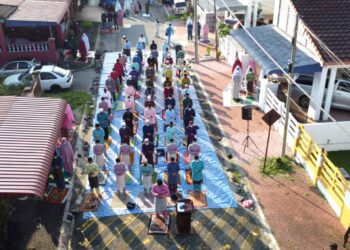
left=4, top=65, right=73, bottom=91
left=99, top=0, right=116, bottom=9
left=0, top=59, right=41, bottom=77
left=172, top=0, right=188, bottom=15
left=270, top=73, right=350, bottom=110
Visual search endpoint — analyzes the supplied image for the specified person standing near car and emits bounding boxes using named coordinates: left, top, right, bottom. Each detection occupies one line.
left=165, top=23, right=174, bottom=45
left=187, top=21, right=193, bottom=41
left=107, top=12, right=114, bottom=32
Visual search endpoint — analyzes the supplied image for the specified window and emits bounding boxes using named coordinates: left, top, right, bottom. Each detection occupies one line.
left=4, top=62, right=17, bottom=70
left=40, top=72, right=57, bottom=80
left=18, top=62, right=31, bottom=69
left=52, top=66, right=67, bottom=77
left=338, top=82, right=350, bottom=93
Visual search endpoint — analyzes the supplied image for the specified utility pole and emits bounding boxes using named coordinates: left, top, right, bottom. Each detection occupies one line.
left=194, top=0, right=198, bottom=63
left=282, top=13, right=299, bottom=156
left=213, top=0, right=219, bottom=61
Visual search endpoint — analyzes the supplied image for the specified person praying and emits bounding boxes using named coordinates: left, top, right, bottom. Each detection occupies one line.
left=181, top=73, right=190, bottom=89
left=119, top=122, right=131, bottom=145
left=151, top=179, right=170, bottom=218
left=191, top=155, right=205, bottom=193
left=164, top=104, right=175, bottom=129
left=166, top=138, right=178, bottom=161
left=119, top=141, right=132, bottom=169
left=125, top=82, right=136, bottom=100
left=141, top=160, right=153, bottom=194
left=144, top=86, right=155, bottom=99
left=143, top=104, right=156, bottom=128
left=102, top=88, right=112, bottom=115
left=163, top=77, right=172, bottom=88
left=182, top=93, right=193, bottom=111
left=59, top=137, right=74, bottom=176
left=123, top=108, right=134, bottom=137
left=165, top=121, right=176, bottom=145
left=141, top=138, right=155, bottom=166
left=93, top=123, right=105, bottom=145
left=143, top=119, right=154, bottom=142
left=93, top=139, right=106, bottom=170
left=124, top=95, right=135, bottom=113
left=165, top=94, right=176, bottom=109
left=163, top=85, right=174, bottom=99
left=98, top=97, right=109, bottom=113
left=97, top=108, right=109, bottom=141
left=144, top=95, right=155, bottom=107
left=188, top=137, right=201, bottom=162
left=167, top=157, right=180, bottom=194
left=114, top=158, right=127, bottom=194
left=183, top=103, right=196, bottom=128
left=83, top=157, right=101, bottom=198
left=164, top=65, right=172, bottom=79
left=185, top=121, right=199, bottom=146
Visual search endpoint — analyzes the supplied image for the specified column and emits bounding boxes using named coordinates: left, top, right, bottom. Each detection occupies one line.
left=244, top=0, right=253, bottom=28
left=273, top=0, right=280, bottom=26
left=307, top=67, right=328, bottom=121
left=322, top=68, right=337, bottom=121
left=252, top=0, right=258, bottom=27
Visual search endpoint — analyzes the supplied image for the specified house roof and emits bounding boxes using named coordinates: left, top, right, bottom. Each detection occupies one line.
left=198, top=0, right=246, bottom=13
left=231, top=25, right=322, bottom=74
left=0, top=0, right=24, bottom=6
left=6, top=0, right=70, bottom=25
left=0, top=4, right=17, bottom=20
left=0, top=96, right=66, bottom=198
left=291, top=0, right=350, bottom=66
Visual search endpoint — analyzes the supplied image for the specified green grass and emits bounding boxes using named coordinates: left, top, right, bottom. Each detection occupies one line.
left=43, top=91, right=93, bottom=116
left=327, top=150, right=350, bottom=173
left=166, top=14, right=179, bottom=21
left=0, top=81, right=26, bottom=96
left=260, top=156, right=295, bottom=176
left=226, top=167, right=243, bottom=184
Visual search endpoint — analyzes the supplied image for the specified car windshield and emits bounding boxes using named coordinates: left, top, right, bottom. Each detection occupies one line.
left=175, top=2, right=186, bottom=7
left=18, top=69, right=31, bottom=80
left=52, top=66, right=67, bottom=77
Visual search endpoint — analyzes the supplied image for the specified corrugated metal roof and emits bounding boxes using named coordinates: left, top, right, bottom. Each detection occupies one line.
left=0, top=4, right=17, bottom=19
left=0, top=96, right=66, bottom=198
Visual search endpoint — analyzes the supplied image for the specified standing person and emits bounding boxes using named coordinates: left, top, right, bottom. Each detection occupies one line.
left=83, top=157, right=101, bottom=198
left=93, top=139, right=106, bottom=169
left=82, top=33, right=90, bottom=52
left=151, top=179, right=170, bottom=217
left=165, top=121, right=176, bottom=145
left=167, top=157, right=180, bottom=194
left=187, top=21, right=193, bottom=41
left=181, top=73, right=190, bottom=89
left=185, top=121, right=199, bottom=146
left=119, top=122, right=131, bottom=145
left=97, top=108, right=109, bottom=141
left=113, top=58, right=124, bottom=85
left=124, top=95, right=135, bottom=113
left=182, top=93, right=193, bottom=111
left=183, top=103, right=196, bottom=128
left=102, top=88, right=112, bottom=115
left=114, top=158, right=126, bottom=194
left=125, top=80, right=136, bottom=100
left=98, top=97, right=109, bottom=113
left=165, top=23, right=174, bottom=45
left=51, top=150, right=65, bottom=189
left=123, top=39, right=131, bottom=60
left=164, top=104, right=175, bottom=129
left=105, top=76, right=117, bottom=102
left=129, top=66, right=139, bottom=90
left=59, top=137, right=74, bottom=175
left=143, top=104, right=156, bottom=128
left=118, top=9, right=124, bottom=27
left=78, top=36, right=87, bottom=61
left=197, top=21, right=201, bottom=40
left=232, top=66, right=242, bottom=102
left=141, top=138, right=155, bottom=166
left=119, top=141, right=131, bottom=168
left=107, top=12, right=114, bottom=31
left=245, top=67, right=256, bottom=96
left=188, top=137, right=201, bottom=161
left=162, top=41, right=169, bottom=62
left=138, top=34, right=146, bottom=50
left=163, top=84, right=174, bottom=99
left=133, top=0, right=140, bottom=15
left=166, top=138, right=178, bottom=161
left=124, top=0, right=131, bottom=16
left=101, top=12, right=107, bottom=31
left=141, top=160, right=153, bottom=194
left=123, top=108, right=134, bottom=137
left=150, top=48, right=159, bottom=71
left=155, top=18, right=160, bottom=37
left=191, top=155, right=205, bottom=192
left=143, top=119, right=154, bottom=142
left=133, top=52, right=142, bottom=74
left=165, top=95, right=176, bottom=111
left=144, top=95, right=155, bottom=107
left=113, top=11, right=119, bottom=30
left=93, top=123, right=105, bottom=144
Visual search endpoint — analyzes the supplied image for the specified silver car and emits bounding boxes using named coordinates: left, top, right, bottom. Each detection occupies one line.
left=287, top=74, right=350, bottom=111
left=0, top=59, right=41, bottom=77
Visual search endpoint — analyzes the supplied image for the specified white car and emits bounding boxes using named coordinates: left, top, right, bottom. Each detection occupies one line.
left=172, top=0, right=188, bottom=15
left=4, top=65, right=73, bottom=91
left=0, top=59, right=41, bottom=77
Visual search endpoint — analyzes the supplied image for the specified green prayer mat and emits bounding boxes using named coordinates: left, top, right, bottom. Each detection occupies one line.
left=114, top=101, right=125, bottom=111
left=139, top=171, right=158, bottom=185
left=125, top=171, right=133, bottom=185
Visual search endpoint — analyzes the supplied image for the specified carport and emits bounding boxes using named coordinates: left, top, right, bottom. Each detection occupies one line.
left=0, top=96, right=66, bottom=198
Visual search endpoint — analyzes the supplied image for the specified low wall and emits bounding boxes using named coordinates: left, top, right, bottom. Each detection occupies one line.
left=303, top=122, right=350, bottom=151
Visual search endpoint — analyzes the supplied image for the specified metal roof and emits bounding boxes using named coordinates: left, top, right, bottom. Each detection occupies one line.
left=0, top=96, right=66, bottom=198
left=198, top=0, right=246, bottom=13
left=0, top=4, right=17, bottom=19
left=231, top=25, right=322, bottom=74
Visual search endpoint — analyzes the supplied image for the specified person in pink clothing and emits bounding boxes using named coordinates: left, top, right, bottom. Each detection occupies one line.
left=124, top=95, right=135, bottom=113
left=59, top=137, right=74, bottom=175
left=93, top=139, right=106, bottom=169
left=61, top=103, right=75, bottom=138
left=151, top=179, right=170, bottom=217
left=125, top=84, right=136, bottom=100
left=117, top=9, right=124, bottom=27
left=114, top=158, right=126, bottom=193
left=119, top=140, right=132, bottom=170
left=143, top=104, right=156, bottom=128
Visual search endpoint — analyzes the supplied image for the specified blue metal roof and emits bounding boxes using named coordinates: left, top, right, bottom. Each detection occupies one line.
left=231, top=25, right=322, bottom=74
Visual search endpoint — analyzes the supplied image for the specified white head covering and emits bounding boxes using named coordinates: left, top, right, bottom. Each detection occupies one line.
left=99, top=108, right=104, bottom=113
left=145, top=119, right=150, bottom=124
left=186, top=17, right=193, bottom=26
left=147, top=95, right=151, bottom=101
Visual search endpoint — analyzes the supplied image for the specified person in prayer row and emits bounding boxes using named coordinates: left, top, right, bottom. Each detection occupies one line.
left=182, top=92, right=193, bottom=111
left=144, top=104, right=156, bottom=128
left=188, top=137, right=201, bottom=161
left=163, top=84, right=173, bottom=99
left=165, top=94, right=176, bottom=109
left=97, top=108, right=109, bottom=141
left=182, top=84, right=190, bottom=97
left=141, top=138, right=155, bottom=166
left=191, top=155, right=205, bottom=192
left=181, top=73, right=190, bottom=89
left=183, top=103, right=196, bottom=128
left=102, top=88, right=112, bottom=115
left=163, top=77, right=172, bottom=87
left=165, top=121, right=176, bottom=145
left=144, top=95, right=155, bottom=107
left=144, top=85, right=155, bottom=98
left=83, top=157, right=101, bottom=198
left=93, top=139, right=106, bottom=169
left=98, top=97, right=109, bottom=113
left=145, top=64, right=155, bottom=82
left=167, top=157, right=180, bottom=194
left=124, top=95, right=135, bottom=113
left=105, top=76, right=117, bottom=102
left=114, top=158, right=127, bottom=194
left=119, top=122, right=131, bottom=145
left=125, top=81, right=136, bottom=100
left=122, top=108, right=134, bottom=137
left=151, top=179, right=170, bottom=218
left=166, top=138, right=178, bottom=161
left=141, top=160, right=153, bottom=194
left=119, top=140, right=131, bottom=169
left=186, top=121, right=199, bottom=146
left=143, top=119, right=154, bottom=142
left=129, top=66, right=139, bottom=90
left=164, top=104, right=175, bottom=129
left=93, top=123, right=105, bottom=145
left=164, top=65, right=172, bottom=79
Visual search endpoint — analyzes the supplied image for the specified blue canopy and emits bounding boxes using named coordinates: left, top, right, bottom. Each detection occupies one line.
left=231, top=25, right=322, bottom=74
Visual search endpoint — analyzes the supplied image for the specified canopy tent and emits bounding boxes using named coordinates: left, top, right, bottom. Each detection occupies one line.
left=0, top=96, right=66, bottom=198
left=230, top=25, right=322, bottom=74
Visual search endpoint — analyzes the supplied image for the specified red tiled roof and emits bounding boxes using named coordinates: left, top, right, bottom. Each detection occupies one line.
left=0, top=96, right=66, bottom=198
left=291, top=0, right=350, bottom=65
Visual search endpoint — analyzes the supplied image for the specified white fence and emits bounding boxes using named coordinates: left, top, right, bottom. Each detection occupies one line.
left=7, top=42, right=49, bottom=52
left=303, top=122, right=350, bottom=152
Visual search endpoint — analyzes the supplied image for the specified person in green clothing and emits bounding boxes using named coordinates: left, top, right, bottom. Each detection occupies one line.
left=191, top=155, right=205, bottom=192
left=245, top=67, right=256, bottom=96
left=140, top=160, right=153, bottom=194
left=93, top=123, right=105, bottom=144
left=181, top=73, right=190, bottom=89
left=165, top=121, right=176, bottom=145
left=83, top=157, right=101, bottom=197
left=182, top=93, right=193, bottom=111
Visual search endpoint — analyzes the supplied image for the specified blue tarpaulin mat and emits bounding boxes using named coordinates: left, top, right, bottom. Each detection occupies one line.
left=83, top=51, right=236, bottom=219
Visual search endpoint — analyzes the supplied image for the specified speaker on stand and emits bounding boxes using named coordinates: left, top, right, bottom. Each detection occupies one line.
left=241, top=105, right=258, bottom=152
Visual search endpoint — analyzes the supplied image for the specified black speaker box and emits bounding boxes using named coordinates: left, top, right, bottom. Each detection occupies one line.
left=242, top=105, right=252, bottom=120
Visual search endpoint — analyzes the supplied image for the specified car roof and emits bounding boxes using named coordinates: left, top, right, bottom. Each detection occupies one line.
left=29, top=65, right=55, bottom=74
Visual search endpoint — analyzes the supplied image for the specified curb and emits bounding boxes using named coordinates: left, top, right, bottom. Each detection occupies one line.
left=188, top=56, right=280, bottom=250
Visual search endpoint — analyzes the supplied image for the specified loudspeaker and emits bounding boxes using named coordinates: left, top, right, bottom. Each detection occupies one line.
left=242, top=105, right=252, bottom=120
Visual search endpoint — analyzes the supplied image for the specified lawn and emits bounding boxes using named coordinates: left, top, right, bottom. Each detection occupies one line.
left=327, top=150, right=350, bottom=173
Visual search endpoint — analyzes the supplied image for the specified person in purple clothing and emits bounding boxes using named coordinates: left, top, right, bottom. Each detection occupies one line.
left=185, top=121, right=199, bottom=147
left=129, top=66, right=139, bottom=90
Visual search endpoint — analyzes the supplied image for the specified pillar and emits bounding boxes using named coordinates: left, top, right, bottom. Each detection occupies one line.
left=244, top=0, right=253, bottom=28
left=307, top=67, right=328, bottom=121
left=252, top=0, right=258, bottom=27
left=273, top=0, right=280, bottom=26
left=322, top=68, right=337, bottom=121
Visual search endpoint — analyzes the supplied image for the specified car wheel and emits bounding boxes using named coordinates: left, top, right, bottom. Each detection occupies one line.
left=50, top=84, right=62, bottom=92
left=299, top=95, right=310, bottom=108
